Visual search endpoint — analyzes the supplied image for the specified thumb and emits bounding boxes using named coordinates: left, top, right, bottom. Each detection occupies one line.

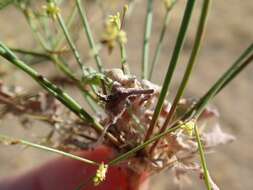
left=0, top=145, right=149, bottom=190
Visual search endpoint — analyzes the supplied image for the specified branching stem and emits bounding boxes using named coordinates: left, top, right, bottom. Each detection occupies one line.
left=0, top=134, right=99, bottom=166
left=75, top=0, right=103, bottom=72
left=0, top=42, right=119, bottom=146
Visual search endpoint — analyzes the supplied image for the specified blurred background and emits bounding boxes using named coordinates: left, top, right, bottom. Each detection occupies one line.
left=0, top=0, right=252, bottom=189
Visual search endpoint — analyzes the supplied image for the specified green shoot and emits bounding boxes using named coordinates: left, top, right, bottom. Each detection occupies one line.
left=0, top=134, right=99, bottom=166
left=150, top=0, right=212, bottom=154
left=142, top=0, right=153, bottom=79
left=145, top=0, right=196, bottom=141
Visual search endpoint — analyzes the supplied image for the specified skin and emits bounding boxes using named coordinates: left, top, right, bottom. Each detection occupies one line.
left=0, top=146, right=149, bottom=190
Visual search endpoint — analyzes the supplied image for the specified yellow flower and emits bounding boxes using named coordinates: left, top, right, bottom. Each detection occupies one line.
left=42, top=2, right=60, bottom=20
left=93, top=162, right=108, bottom=186
left=163, top=0, right=177, bottom=10
left=109, top=12, right=121, bottom=31
left=101, top=11, right=127, bottom=53
left=180, top=120, right=195, bottom=136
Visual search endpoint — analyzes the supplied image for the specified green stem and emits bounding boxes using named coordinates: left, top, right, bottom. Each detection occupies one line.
left=41, top=12, right=52, bottom=46
left=112, top=50, right=253, bottom=186
left=50, top=55, right=99, bottom=113
left=109, top=123, right=182, bottom=165
left=145, top=0, right=196, bottom=141
left=0, top=134, right=99, bottom=166
left=194, top=124, right=211, bottom=190
left=15, top=3, right=98, bottom=112
left=10, top=47, right=51, bottom=59
left=22, top=8, right=51, bottom=51
left=215, top=44, right=253, bottom=94
left=75, top=0, right=107, bottom=95
left=148, top=7, right=172, bottom=80
left=75, top=0, right=103, bottom=72
left=55, top=9, right=106, bottom=96
left=110, top=43, right=253, bottom=169
left=0, top=42, right=119, bottom=146
left=163, top=44, right=253, bottom=128
left=45, top=2, right=100, bottom=112
left=188, top=43, right=253, bottom=119
left=54, top=5, right=78, bottom=49
left=141, top=0, right=153, bottom=79
left=150, top=0, right=212, bottom=153
left=54, top=7, right=87, bottom=76
left=119, top=43, right=130, bottom=74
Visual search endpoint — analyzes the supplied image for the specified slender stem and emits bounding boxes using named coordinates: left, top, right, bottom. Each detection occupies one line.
left=141, top=0, right=153, bottom=79
left=150, top=0, right=212, bottom=153
left=17, top=2, right=99, bottom=112
left=148, top=7, right=172, bottom=80
left=145, top=0, right=196, bottom=141
left=46, top=2, right=100, bottom=112
left=119, top=43, right=130, bottom=74
left=109, top=44, right=253, bottom=179
left=50, top=55, right=99, bottom=113
left=193, top=124, right=211, bottom=190
left=0, top=42, right=119, bottom=146
left=163, top=44, right=253, bottom=128
left=54, top=5, right=78, bottom=49
left=110, top=44, right=253, bottom=164
left=0, top=134, right=99, bottom=166
left=10, top=47, right=51, bottom=59
left=54, top=7, right=87, bottom=77
left=190, top=45, right=253, bottom=190
left=215, top=43, right=253, bottom=94
left=75, top=0, right=103, bottom=72
left=22, top=8, right=51, bottom=51
left=55, top=8, right=105, bottom=98
left=41, top=12, right=52, bottom=47
left=51, top=55, right=78, bottom=81
left=109, top=123, right=182, bottom=165
left=188, top=43, right=253, bottom=119
left=75, top=0, right=107, bottom=95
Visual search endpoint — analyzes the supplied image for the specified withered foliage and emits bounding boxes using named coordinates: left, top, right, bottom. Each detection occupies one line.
left=0, top=69, right=235, bottom=188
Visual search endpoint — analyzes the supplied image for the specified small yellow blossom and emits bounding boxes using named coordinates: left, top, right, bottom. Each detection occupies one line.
left=163, top=0, right=177, bottom=10
left=109, top=12, right=121, bottom=31
left=101, top=10, right=128, bottom=53
left=93, top=162, right=108, bottom=186
left=180, top=120, right=195, bottom=136
left=42, top=2, right=60, bottom=20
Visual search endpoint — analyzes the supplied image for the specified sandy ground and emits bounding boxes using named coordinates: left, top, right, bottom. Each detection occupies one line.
left=0, top=0, right=253, bottom=189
